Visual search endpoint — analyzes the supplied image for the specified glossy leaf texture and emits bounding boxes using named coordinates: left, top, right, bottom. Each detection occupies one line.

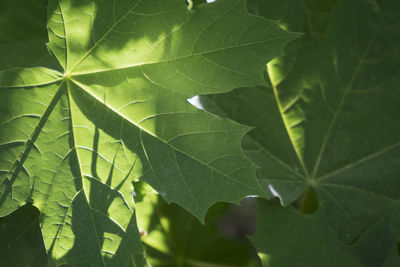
left=203, top=0, right=400, bottom=264
left=0, top=0, right=298, bottom=265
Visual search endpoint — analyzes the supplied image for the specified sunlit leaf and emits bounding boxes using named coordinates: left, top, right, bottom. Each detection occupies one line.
left=0, top=0, right=297, bottom=265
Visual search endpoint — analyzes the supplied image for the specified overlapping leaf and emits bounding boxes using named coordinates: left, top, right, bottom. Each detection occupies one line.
left=252, top=200, right=400, bottom=267
left=0, top=0, right=297, bottom=265
left=0, top=204, right=47, bottom=267
left=204, top=0, right=400, bottom=264
left=0, top=0, right=50, bottom=70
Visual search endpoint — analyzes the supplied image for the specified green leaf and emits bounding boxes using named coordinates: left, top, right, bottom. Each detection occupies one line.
left=251, top=200, right=400, bottom=267
left=0, top=0, right=55, bottom=70
left=0, top=0, right=297, bottom=265
left=0, top=204, right=48, bottom=267
left=204, top=0, right=400, bottom=259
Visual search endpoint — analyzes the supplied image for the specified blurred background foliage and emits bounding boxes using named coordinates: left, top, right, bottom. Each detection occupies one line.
left=134, top=182, right=261, bottom=266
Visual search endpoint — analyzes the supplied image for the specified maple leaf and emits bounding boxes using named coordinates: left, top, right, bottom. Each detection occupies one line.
left=204, top=0, right=400, bottom=264
left=0, top=0, right=297, bottom=265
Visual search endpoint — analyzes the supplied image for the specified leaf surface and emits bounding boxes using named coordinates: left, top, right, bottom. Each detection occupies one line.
left=0, top=204, right=48, bottom=267
left=204, top=0, right=400, bottom=258
left=0, top=0, right=54, bottom=70
left=0, top=0, right=297, bottom=265
left=252, top=200, right=400, bottom=267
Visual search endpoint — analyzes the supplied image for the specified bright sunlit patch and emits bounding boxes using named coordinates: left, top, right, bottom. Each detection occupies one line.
left=258, top=252, right=271, bottom=264
left=187, top=95, right=205, bottom=110
left=102, top=232, right=122, bottom=259
left=206, top=0, right=216, bottom=2
left=268, top=184, right=281, bottom=198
